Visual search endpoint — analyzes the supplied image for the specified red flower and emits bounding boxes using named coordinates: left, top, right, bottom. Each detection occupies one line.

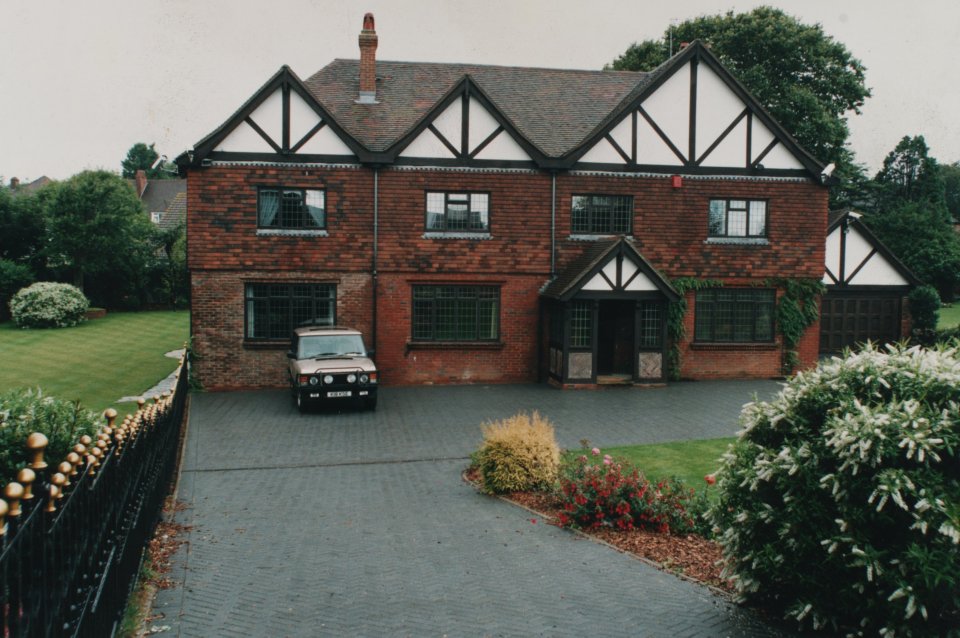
left=704, top=474, right=717, bottom=485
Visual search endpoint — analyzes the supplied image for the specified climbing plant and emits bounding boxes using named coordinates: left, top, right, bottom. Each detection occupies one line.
left=766, top=277, right=825, bottom=374
left=666, top=278, right=723, bottom=381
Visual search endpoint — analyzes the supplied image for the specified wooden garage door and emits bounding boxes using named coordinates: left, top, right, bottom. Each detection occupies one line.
left=820, top=292, right=902, bottom=354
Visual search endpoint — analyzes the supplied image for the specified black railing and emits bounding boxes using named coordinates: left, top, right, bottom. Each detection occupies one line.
left=0, top=352, right=189, bottom=637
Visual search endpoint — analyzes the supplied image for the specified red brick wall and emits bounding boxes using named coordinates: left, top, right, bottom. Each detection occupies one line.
left=190, top=269, right=372, bottom=391
left=187, top=165, right=828, bottom=388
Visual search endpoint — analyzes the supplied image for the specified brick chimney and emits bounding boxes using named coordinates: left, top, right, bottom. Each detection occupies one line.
left=134, top=169, right=148, bottom=197
left=9, top=177, right=19, bottom=190
left=357, top=12, right=379, bottom=104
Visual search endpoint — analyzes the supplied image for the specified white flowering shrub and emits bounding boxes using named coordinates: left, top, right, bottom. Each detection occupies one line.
left=9, top=282, right=89, bottom=328
left=710, top=343, right=960, bottom=637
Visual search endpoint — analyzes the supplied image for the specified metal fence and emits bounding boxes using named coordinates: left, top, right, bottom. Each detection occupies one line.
left=0, top=352, right=189, bottom=637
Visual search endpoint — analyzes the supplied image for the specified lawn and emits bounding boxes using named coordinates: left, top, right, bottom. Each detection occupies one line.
left=939, top=304, right=960, bottom=329
left=583, top=437, right=734, bottom=495
left=0, top=311, right=189, bottom=413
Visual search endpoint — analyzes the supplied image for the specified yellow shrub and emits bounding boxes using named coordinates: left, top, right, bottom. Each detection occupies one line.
left=477, top=411, right=560, bottom=494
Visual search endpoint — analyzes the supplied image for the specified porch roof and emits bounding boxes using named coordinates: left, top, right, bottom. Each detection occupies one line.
left=541, top=237, right=679, bottom=302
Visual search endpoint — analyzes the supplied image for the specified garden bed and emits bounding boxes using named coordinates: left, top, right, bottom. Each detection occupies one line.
left=463, top=467, right=732, bottom=592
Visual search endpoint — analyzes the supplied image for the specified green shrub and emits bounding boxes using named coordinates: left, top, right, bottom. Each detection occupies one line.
left=476, top=411, right=560, bottom=494
left=0, top=388, right=100, bottom=486
left=908, top=284, right=941, bottom=335
left=709, top=343, right=960, bottom=636
left=10, top=281, right=89, bottom=328
left=0, top=259, right=34, bottom=320
left=556, top=447, right=706, bottom=534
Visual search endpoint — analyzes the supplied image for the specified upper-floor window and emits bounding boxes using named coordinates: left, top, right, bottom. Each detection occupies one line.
left=412, top=285, right=499, bottom=342
left=571, top=195, right=632, bottom=235
left=708, top=199, right=767, bottom=238
left=694, top=288, right=775, bottom=343
left=258, top=188, right=326, bottom=229
left=245, top=283, right=335, bottom=340
left=425, top=192, right=490, bottom=233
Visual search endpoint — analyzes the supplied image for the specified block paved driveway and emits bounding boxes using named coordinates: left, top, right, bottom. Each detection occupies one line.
left=152, top=381, right=798, bottom=637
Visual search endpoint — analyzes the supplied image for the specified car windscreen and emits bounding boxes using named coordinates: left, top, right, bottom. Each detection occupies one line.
left=297, top=334, right=367, bottom=359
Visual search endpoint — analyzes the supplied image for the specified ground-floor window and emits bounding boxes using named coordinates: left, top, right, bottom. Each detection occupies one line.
left=694, top=288, right=774, bottom=342
left=411, top=285, right=499, bottom=341
left=245, top=283, right=336, bottom=340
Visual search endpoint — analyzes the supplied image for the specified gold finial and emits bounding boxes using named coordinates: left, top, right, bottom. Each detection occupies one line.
left=50, top=473, right=66, bottom=505
left=26, top=432, right=48, bottom=470
left=0, top=499, right=7, bottom=536
left=73, top=443, right=86, bottom=456
left=103, top=408, right=118, bottom=429
left=66, top=452, right=82, bottom=476
left=45, top=484, right=59, bottom=513
left=137, top=398, right=145, bottom=410
left=79, top=435, right=92, bottom=447
left=86, top=454, right=97, bottom=475
left=4, top=483, right=24, bottom=517
left=58, top=462, right=73, bottom=487
left=16, top=468, right=36, bottom=501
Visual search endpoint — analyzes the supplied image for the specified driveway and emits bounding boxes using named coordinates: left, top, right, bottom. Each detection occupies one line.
left=152, top=381, right=794, bottom=637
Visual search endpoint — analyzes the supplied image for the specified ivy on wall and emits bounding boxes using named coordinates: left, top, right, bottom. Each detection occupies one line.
left=667, top=277, right=824, bottom=380
left=666, top=278, right=723, bottom=381
left=766, top=277, right=825, bottom=374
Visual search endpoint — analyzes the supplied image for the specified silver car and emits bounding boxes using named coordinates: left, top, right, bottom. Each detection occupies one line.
left=288, top=326, right=379, bottom=412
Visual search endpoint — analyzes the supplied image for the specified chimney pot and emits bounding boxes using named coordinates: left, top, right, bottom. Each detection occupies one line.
left=357, top=12, right=379, bottom=104
left=9, top=177, right=19, bottom=189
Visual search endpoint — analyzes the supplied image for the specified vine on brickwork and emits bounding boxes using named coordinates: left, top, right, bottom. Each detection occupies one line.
left=766, top=278, right=825, bottom=374
left=667, top=278, right=723, bottom=381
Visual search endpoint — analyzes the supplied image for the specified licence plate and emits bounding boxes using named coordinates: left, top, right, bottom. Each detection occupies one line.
left=327, top=391, right=352, bottom=398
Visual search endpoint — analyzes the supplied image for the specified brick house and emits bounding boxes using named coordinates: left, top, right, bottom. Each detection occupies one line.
left=177, top=14, right=830, bottom=391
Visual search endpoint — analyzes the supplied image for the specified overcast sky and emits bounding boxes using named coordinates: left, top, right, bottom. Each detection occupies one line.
left=2, top=0, right=958, bottom=182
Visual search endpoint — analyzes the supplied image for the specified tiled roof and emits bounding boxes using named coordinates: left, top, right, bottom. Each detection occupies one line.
left=159, top=191, right=187, bottom=230
left=304, top=60, right=654, bottom=157
left=141, top=179, right=186, bottom=214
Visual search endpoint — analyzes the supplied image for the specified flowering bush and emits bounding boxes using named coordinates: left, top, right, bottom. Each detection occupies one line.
left=476, top=411, right=560, bottom=494
left=709, top=343, right=960, bottom=636
left=9, top=282, right=89, bottom=328
left=556, top=448, right=705, bottom=535
left=0, top=388, right=100, bottom=487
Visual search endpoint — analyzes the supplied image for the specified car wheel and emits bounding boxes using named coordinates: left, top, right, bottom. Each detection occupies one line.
left=365, top=396, right=377, bottom=411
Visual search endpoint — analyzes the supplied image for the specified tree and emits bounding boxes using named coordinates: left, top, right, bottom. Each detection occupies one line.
left=608, top=7, right=870, bottom=172
left=121, top=142, right=176, bottom=179
left=939, top=161, right=960, bottom=223
left=45, top=170, right=156, bottom=300
left=874, top=135, right=946, bottom=210
left=0, top=184, right=50, bottom=273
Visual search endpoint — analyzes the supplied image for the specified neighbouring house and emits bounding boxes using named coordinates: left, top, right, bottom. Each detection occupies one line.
left=820, top=210, right=919, bottom=355
left=131, top=169, right=187, bottom=229
left=8, top=176, right=53, bottom=196
left=176, top=14, right=831, bottom=391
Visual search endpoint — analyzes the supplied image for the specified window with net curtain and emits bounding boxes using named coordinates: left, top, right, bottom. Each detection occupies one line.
left=245, top=283, right=336, bottom=340
left=425, top=192, right=489, bottom=232
left=708, top=199, right=767, bottom=238
left=258, top=188, right=326, bottom=229
left=411, top=285, right=499, bottom=341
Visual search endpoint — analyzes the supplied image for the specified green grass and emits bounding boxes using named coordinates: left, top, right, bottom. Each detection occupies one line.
left=938, top=304, right=960, bottom=329
left=0, top=311, right=189, bottom=413
left=577, top=438, right=735, bottom=494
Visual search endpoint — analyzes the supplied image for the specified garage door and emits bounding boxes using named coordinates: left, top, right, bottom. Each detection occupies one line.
left=819, top=292, right=902, bottom=354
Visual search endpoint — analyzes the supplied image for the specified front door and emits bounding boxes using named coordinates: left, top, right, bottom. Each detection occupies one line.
left=597, top=300, right=635, bottom=376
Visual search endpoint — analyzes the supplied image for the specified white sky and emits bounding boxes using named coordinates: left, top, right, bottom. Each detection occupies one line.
left=2, top=0, right=958, bottom=182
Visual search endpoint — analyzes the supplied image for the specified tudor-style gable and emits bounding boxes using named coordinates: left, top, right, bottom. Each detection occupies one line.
left=572, top=43, right=821, bottom=177
left=824, top=211, right=918, bottom=288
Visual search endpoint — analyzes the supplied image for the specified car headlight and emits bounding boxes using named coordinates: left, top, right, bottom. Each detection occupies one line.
left=347, top=374, right=357, bottom=383
left=308, top=376, right=319, bottom=386
left=359, top=374, right=369, bottom=384
left=323, top=374, right=334, bottom=385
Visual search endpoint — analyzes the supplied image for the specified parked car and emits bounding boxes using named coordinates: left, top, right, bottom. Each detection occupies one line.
left=288, top=326, right=378, bottom=412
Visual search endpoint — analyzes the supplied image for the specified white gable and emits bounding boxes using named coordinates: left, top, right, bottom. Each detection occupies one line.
left=468, top=97, right=499, bottom=149
left=581, top=252, right=657, bottom=292
left=825, top=221, right=911, bottom=287
left=825, top=224, right=842, bottom=281
left=583, top=271, right=613, bottom=291
left=698, top=117, right=747, bottom=168
left=214, top=121, right=276, bottom=153
left=399, top=128, right=457, bottom=158
left=579, top=137, right=626, bottom=164
left=295, top=125, right=355, bottom=156
left=247, top=89, right=284, bottom=145
left=431, top=99, right=462, bottom=147
left=758, top=142, right=805, bottom=170
left=640, top=61, right=690, bottom=161
left=848, top=254, right=910, bottom=286
left=289, top=90, right=323, bottom=145
left=472, top=130, right=531, bottom=161
left=695, top=64, right=745, bottom=161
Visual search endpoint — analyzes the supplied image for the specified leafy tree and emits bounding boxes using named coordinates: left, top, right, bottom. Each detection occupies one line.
left=121, top=142, right=175, bottom=179
left=608, top=7, right=870, bottom=181
left=940, top=161, right=960, bottom=223
left=44, top=170, right=156, bottom=303
left=0, top=184, right=50, bottom=274
left=874, top=135, right=946, bottom=210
